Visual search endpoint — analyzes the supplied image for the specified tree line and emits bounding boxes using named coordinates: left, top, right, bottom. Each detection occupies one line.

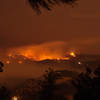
left=0, top=61, right=100, bottom=100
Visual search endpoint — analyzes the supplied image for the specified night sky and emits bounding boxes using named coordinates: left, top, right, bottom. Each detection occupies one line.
left=0, top=0, right=100, bottom=54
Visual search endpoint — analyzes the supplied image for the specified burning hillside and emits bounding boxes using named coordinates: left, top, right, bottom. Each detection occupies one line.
left=0, top=42, right=78, bottom=65
left=5, top=42, right=76, bottom=61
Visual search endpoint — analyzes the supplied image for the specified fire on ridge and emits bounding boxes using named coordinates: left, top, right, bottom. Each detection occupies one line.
left=7, top=50, right=76, bottom=61
left=2, top=43, right=77, bottom=64
left=4, top=51, right=76, bottom=64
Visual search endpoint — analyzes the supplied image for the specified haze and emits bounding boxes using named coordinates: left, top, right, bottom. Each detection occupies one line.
left=0, top=0, right=100, bottom=54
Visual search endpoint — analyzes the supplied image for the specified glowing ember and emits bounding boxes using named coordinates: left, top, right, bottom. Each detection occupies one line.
left=78, top=61, right=82, bottom=65
left=69, top=52, right=76, bottom=57
left=6, top=60, right=10, bottom=64
left=64, top=57, right=70, bottom=60
left=8, top=54, right=12, bottom=57
left=12, top=96, right=18, bottom=100
left=18, top=61, right=23, bottom=64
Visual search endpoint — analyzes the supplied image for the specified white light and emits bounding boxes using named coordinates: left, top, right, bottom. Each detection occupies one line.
left=78, top=62, right=82, bottom=65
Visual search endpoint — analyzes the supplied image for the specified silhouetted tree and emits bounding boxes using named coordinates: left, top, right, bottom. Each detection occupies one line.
left=94, top=65, right=100, bottom=77
left=38, top=68, right=56, bottom=100
left=28, top=0, right=77, bottom=13
left=0, top=61, right=4, bottom=72
left=38, top=67, right=67, bottom=100
left=0, top=86, right=10, bottom=100
left=72, top=66, right=100, bottom=100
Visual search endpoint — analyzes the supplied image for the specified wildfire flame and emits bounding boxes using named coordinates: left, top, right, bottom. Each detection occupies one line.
left=7, top=50, right=76, bottom=61
left=6, top=42, right=77, bottom=61
left=69, top=52, right=76, bottom=57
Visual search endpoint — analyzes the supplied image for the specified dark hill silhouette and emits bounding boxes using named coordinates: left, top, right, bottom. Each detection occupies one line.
left=72, top=65, right=100, bottom=100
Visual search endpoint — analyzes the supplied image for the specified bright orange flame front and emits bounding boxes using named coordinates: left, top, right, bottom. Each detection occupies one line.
left=7, top=45, right=77, bottom=61
left=69, top=52, right=76, bottom=57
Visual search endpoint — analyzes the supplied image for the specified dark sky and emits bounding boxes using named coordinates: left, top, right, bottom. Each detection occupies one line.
left=0, top=0, right=100, bottom=54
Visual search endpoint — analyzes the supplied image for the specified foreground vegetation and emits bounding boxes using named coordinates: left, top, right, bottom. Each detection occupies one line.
left=0, top=61, right=100, bottom=100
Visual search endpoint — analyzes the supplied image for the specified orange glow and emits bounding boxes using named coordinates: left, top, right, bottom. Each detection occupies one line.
left=7, top=51, right=71, bottom=61
left=18, top=61, right=23, bottom=64
left=6, top=60, right=10, bottom=64
left=7, top=50, right=68, bottom=61
left=7, top=49, right=74, bottom=61
left=12, top=96, right=18, bottom=100
left=69, top=52, right=76, bottom=57
left=7, top=44, right=76, bottom=61
left=8, top=54, right=12, bottom=57
left=63, top=57, right=70, bottom=60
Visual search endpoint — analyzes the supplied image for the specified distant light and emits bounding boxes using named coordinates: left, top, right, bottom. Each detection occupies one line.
left=18, top=61, right=23, bottom=64
left=12, top=96, right=18, bottom=100
left=78, top=61, right=82, bottom=65
left=69, top=52, right=76, bottom=57
left=6, top=61, right=10, bottom=64
left=8, top=54, right=12, bottom=57
left=56, top=58, right=60, bottom=60
left=8, top=54, right=15, bottom=58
